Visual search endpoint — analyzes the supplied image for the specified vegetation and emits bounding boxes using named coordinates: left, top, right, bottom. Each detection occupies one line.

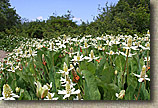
left=0, top=34, right=150, bottom=100
left=0, top=0, right=150, bottom=100
left=0, top=0, right=150, bottom=40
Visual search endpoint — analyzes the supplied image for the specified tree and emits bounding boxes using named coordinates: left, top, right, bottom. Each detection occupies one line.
left=89, top=0, right=150, bottom=35
left=0, top=0, right=21, bottom=32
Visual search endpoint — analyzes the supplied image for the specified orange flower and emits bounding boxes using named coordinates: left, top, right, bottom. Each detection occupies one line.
left=65, top=52, right=70, bottom=54
left=80, top=47, right=82, bottom=53
left=34, top=64, right=36, bottom=68
left=19, top=64, right=23, bottom=70
left=73, top=75, right=80, bottom=83
left=42, top=61, right=47, bottom=66
left=43, top=46, right=48, bottom=49
left=16, top=59, right=20, bottom=62
left=96, top=58, right=102, bottom=63
left=147, top=67, right=150, bottom=71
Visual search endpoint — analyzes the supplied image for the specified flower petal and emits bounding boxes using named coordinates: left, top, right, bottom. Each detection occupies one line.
left=138, top=78, right=144, bottom=82
left=115, top=93, right=119, bottom=98
left=71, top=89, right=80, bottom=94
left=63, top=94, right=70, bottom=99
left=133, top=73, right=141, bottom=77
left=58, top=90, right=66, bottom=94
left=145, top=78, right=150, bottom=81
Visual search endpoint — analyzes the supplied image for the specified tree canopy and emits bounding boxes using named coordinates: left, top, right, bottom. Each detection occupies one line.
left=0, top=0, right=21, bottom=32
left=0, top=0, right=150, bottom=38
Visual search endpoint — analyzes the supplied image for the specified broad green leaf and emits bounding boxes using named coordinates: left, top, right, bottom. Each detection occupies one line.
left=82, top=70, right=101, bottom=100
left=80, top=61, right=96, bottom=75
left=114, top=55, right=125, bottom=72
left=141, top=83, right=150, bottom=100
left=128, top=57, right=138, bottom=74
left=96, top=57, right=107, bottom=76
left=100, top=66, right=114, bottom=84
left=49, top=66, right=56, bottom=92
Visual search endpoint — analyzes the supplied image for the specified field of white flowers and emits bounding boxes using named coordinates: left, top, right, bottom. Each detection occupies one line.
left=0, top=32, right=150, bottom=100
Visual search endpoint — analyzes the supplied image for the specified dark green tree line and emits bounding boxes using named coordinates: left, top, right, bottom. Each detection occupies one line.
left=0, top=0, right=150, bottom=39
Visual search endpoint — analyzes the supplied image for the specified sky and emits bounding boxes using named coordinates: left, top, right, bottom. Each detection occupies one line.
left=10, top=0, right=119, bottom=24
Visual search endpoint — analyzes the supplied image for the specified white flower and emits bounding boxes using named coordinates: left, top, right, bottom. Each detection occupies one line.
left=86, top=35, right=92, bottom=38
left=56, top=41, right=66, bottom=49
left=14, top=48, right=23, bottom=56
left=139, top=44, right=150, bottom=50
left=22, top=50, right=29, bottom=58
left=48, top=42, right=58, bottom=51
left=0, top=63, right=5, bottom=71
left=6, top=59, right=13, bottom=66
left=144, top=57, right=150, bottom=62
left=127, top=36, right=132, bottom=47
left=133, top=65, right=150, bottom=82
left=7, top=65, right=18, bottom=72
left=71, top=37, right=78, bottom=42
left=58, top=81, right=80, bottom=99
left=34, top=81, right=52, bottom=99
left=0, top=84, right=19, bottom=100
left=57, top=62, right=73, bottom=75
left=138, top=42, right=150, bottom=50
left=111, top=39, right=120, bottom=45
left=119, top=49, right=136, bottom=57
left=28, top=47, right=37, bottom=57
left=84, top=50, right=99, bottom=62
left=104, top=40, right=113, bottom=46
left=97, top=44, right=104, bottom=51
left=116, top=90, right=125, bottom=99
left=71, top=52, right=84, bottom=62
left=122, top=36, right=140, bottom=50
left=44, top=92, right=58, bottom=100
left=106, top=50, right=118, bottom=55
left=73, top=95, right=83, bottom=100
left=82, top=39, right=90, bottom=49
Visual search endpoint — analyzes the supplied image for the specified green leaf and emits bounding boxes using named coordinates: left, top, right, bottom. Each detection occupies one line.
left=125, top=85, right=136, bottom=100
left=96, top=57, right=107, bottom=76
left=23, top=89, right=31, bottom=100
left=141, top=83, right=149, bottom=100
left=125, top=75, right=138, bottom=100
left=18, top=89, right=24, bottom=100
left=87, top=62, right=96, bottom=75
left=128, top=57, right=138, bottom=74
left=80, top=61, right=96, bottom=75
left=114, top=55, right=125, bottom=72
left=49, top=66, right=56, bottom=92
left=100, top=66, right=114, bottom=84
left=82, top=70, right=101, bottom=100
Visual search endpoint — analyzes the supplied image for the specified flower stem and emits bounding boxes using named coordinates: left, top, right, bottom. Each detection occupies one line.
left=45, top=64, right=49, bottom=76
left=114, top=75, right=117, bottom=85
left=127, top=58, right=129, bottom=76
left=52, top=51, right=54, bottom=66
left=147, top=50, right=149, bottom=69
left=110, top=55, right=112, bottom=67
left=32, top=56, right=37, bottom=81
left=122, top=49, right=129, bottom=89
left=77, top=83, right=84, bottom=98
left=144, top=79, right=146, bottom=88
left=136, top=82, right=142, bottom=100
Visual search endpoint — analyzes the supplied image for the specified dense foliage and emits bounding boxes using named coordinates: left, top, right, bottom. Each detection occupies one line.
left=0, top=0, right=150, bottom=40
left=0, top=34, right=150, bottom=100
left=0, top=0, right=150, bottom=100
left=0, top=0, right=21, bottom=32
